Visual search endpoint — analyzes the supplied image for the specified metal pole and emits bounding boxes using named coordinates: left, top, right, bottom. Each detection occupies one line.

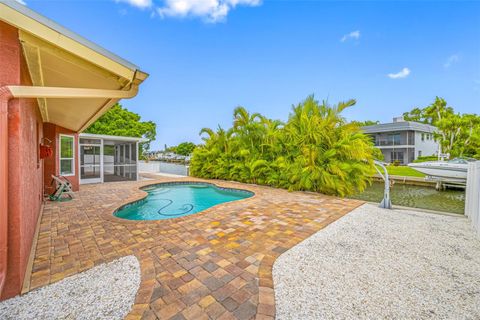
left=374, top=160, right=392, bottom=209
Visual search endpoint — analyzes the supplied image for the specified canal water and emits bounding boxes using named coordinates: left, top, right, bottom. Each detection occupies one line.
left=140, top=161, right=466, bottom=214
left=349, top=182, right=465, bottom=214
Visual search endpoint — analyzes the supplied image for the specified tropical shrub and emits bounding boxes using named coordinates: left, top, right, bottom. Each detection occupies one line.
left=190, top=96, right=378, bottom=196
left=85, top=103, right=156, bottom=157
left=413, top=155, right=438, bottom=163
left=169, top=142, right=197, bottom=156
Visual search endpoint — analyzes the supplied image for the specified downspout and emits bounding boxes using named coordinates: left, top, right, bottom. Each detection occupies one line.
left=0, top=82, right=139, bottom=295
left=0, top=86, right=13, bottom=294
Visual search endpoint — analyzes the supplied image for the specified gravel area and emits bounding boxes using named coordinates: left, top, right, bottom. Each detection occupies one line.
left=273, top=203, right=480, bottom=319
left=0, top=255, right=140, bottom=320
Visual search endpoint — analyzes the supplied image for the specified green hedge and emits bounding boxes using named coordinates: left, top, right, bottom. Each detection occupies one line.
left=413, top=156, right=438, bottom=163
left=190, top=96, right=379, bottom=197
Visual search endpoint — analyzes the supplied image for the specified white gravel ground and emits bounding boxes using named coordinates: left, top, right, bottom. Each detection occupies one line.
left=0, top=255, right=141, bottom=320
left=273, top=204, right=480, bottom=320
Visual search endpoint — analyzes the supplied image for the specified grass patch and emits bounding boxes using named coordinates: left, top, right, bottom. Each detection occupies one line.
left=386, top=166, right=426, bottom=177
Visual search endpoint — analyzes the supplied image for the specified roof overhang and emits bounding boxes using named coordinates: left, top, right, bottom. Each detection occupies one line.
left=80, top=133, right=148, bottom=143
left=362, top=122, right=438, bottom=134
left=0, top=1, right=149, bottom=132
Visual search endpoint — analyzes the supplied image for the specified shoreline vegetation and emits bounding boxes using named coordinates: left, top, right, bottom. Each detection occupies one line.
left=386, top=166, right=426, bottom=178
left=190, top=96, right=380, bottom=197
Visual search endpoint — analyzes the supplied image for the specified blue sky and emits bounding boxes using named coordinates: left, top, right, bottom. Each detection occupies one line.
left=25, top=0, right=480, bottom=150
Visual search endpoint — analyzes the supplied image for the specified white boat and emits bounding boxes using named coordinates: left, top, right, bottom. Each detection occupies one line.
left=408, top=158, right=475, bottom=181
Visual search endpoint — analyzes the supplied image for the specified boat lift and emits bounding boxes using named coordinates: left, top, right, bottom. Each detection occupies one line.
left=374, top=160, right=392, bottom=209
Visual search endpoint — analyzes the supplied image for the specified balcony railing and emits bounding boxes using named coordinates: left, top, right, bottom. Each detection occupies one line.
left=375, top=140, right=413, bottom=146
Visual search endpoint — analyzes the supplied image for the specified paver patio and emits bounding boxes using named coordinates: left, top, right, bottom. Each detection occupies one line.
left=26, top=176, right=363, bottom=319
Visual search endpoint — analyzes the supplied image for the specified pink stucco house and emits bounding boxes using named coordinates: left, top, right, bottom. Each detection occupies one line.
left=0, top=1, right=148, bottom=299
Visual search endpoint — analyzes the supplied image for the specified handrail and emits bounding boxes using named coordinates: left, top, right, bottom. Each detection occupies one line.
left=374, top=160, right=392, bottom=209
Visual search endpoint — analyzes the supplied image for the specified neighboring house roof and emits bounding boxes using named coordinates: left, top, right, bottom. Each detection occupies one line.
left=362, top=121, right=437, bottom=134
left=79, top=133, right=148, bottom=143
left=0, top=0, right=149, bottom=132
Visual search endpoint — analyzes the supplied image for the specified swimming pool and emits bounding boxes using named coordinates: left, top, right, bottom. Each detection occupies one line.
left=114, top=182, right=254, bottom=220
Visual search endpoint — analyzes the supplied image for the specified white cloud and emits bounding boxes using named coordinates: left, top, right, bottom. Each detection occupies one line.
left=116, top=0, right=153, bottom=9
left=14, top=0, right=27, bottom=5
left=444, top=54, right=460, bottom=68
left=157, top=0, right=261, bottom=22
left=341, top=30, right=360, bottom=42
left=387, top=67, right=411, bottom=79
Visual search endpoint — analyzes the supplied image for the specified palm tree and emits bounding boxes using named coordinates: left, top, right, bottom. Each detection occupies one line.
left=233, top=106, right=263, bottom=152
left=259, top=117, right=284, bottom=157
left=191, top=95, right=376, bottom=196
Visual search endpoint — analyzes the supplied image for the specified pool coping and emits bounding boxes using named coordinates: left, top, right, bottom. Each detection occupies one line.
left=103, top=178, right=260, bottom=225
left=112, top=181, right=256, bottom=221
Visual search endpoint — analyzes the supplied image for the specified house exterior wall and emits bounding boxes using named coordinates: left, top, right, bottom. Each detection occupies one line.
left=414, top=131, right=439, bottom=158
left=379, top=147, right=415, bottom=164
left=43, top=123, right=80, bottom=194
left=367, top=130, right=439, bottom=164
left=371, top=131, right=415, bottom=146
left=363, top=120, right=439, bottom=164
left=0, top=21, right=44, bottom=299
left=1, top=5, right=145, bottom=299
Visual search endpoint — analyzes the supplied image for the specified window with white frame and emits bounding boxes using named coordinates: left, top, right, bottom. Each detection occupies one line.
left=60, top=135, right=75, bottom=175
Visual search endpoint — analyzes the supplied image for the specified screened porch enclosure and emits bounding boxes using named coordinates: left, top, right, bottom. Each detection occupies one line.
left=103, top=141, right=137, bottom=182
left=79, top=133, right=146, bottom=184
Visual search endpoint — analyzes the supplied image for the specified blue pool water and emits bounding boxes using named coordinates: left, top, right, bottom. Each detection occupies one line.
left=114, top=182, right=254, bottom=220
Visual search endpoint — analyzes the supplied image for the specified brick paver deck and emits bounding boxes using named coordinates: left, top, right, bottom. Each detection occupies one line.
left=28, top=176, right=363, bottom=319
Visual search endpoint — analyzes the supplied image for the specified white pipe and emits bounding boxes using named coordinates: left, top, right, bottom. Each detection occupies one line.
left=7, top=85, right=138, bottom=99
